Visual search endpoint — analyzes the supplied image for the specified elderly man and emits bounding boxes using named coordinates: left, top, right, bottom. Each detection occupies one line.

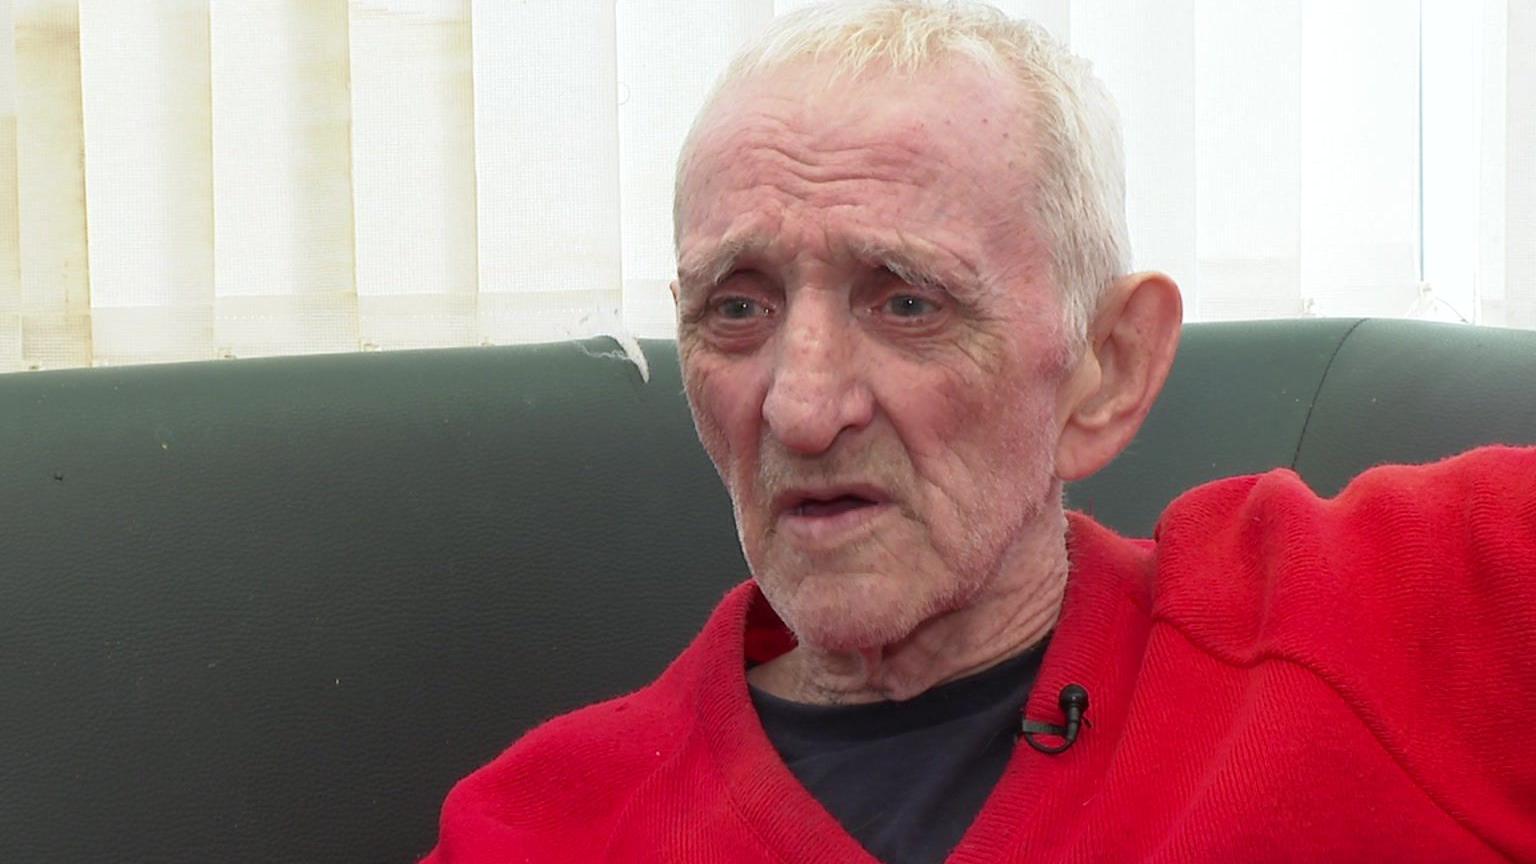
left=426, top=3, right=1536, bottom=862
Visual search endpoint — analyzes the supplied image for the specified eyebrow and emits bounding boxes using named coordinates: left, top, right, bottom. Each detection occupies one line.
left=854, top=236, right=995, bottom=305
left=850, top=239, right=953, bottom=292
left=676, top=236, right=765, bottom=295
left=676, top=233, right=980, bottom=298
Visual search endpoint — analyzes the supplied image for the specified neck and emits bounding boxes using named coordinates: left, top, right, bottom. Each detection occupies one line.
left=748, top=509, right=1070, bottom=705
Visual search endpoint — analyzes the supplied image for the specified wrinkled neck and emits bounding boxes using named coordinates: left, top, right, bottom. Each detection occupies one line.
left=750, top=508, right=1070, bottom=705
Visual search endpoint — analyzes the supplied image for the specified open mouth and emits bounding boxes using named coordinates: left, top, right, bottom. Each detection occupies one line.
left=774, top=486, right=891, bottom=542
left=791, top=494, right=878, bottom=518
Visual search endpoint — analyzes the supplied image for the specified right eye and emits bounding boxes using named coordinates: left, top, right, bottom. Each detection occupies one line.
left=715, top=297, right=765, bottom=320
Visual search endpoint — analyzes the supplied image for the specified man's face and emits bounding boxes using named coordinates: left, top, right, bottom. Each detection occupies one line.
left=674, top=60, right=1077, bottom=652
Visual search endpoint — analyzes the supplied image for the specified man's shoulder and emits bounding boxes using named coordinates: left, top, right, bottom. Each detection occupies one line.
left=1144, top=445, right=1536, bottom=846
left=1151, top=444, right=1536, bottom=637
left=426, top=669, right=697, bottom=861
left=426, top=582, right=760, bottom=861
left=474, top=579, right=761, bottom=782
left=1144, top=444, right=1536, bottom=734
left=486, top=681, right=691, bottom=788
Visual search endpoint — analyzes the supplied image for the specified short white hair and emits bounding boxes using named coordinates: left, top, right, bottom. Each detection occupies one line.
left=675, top=0, right=1129, bottom=344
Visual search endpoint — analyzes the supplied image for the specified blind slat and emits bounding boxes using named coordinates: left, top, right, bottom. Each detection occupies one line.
left=209, top=0, right=357, bottom=359
left=1299, top=0, right=1420, bottom=318
left=1497, top=0, right=1536, bottom=327
left=349, top=0, right=478, bottom=351
left=78, top=0, right=213, bottom=366
left=14, top=0, right=89, bottom=370
left=472, top=0, right=621, bottom=344
left=0, top=0, right=22, bottom=371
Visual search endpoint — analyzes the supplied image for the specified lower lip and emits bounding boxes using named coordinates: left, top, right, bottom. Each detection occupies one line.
left=777, top=502, right=893, bottom=545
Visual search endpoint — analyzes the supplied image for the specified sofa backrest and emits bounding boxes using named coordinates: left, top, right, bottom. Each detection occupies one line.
left=3, top=318, right=1534, bottom=863
left=1069, top=318, right=1536, bottom=526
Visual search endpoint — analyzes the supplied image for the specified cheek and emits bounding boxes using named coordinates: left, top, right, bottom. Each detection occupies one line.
left=879, top=350, right=1008, bottom=464
left=887, top=349, right=1060, bottom=502
left=682, top=356, right=769, bottom=487
left=962, top=358, right=1063, bottom=472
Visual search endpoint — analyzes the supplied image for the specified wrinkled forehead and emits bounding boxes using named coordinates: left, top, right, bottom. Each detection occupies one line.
left=674, top=58, right=1041, bottom=241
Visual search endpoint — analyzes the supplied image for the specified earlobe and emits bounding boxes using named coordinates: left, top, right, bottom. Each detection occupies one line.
left=670, top=280, right=680, bottom=306
left=1055, top=272, right=1183, bottom=482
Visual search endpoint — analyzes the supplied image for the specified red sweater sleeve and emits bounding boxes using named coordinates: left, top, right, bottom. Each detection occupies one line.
left=1158, top=445, right=1536, bottom=857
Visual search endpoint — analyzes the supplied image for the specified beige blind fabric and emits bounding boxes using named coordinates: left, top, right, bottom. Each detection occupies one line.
left=350, top=0, right=478, bottom=351
left=471, top=0, right=624, bottom=346
left=0, top=0, right=19, bottom=369
left=210, top=0, right=358, bottom=361
left=0, top=0, right=1531, bottom=374
left=13, top=0, right=91, bottom=371
left=1477, top=0, right=1536, bottom=326
left=79, top=0, right=214, bottom=367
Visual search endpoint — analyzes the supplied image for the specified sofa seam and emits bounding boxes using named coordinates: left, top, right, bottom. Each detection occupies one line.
left=1289, top=318, right=1368, bottom=471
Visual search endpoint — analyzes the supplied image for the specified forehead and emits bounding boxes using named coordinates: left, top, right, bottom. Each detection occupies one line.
left=676, top=59, right=1042, bottom=271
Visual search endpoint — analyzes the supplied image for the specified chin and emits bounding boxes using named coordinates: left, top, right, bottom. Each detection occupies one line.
left=757, top=565, right=933, bottom=653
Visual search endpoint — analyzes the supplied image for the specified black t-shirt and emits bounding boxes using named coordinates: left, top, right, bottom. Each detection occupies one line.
left=748, top=642, right=1047, bottom=864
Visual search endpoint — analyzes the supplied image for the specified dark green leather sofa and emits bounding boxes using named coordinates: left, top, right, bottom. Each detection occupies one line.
left=3, top=318, right=1534, bottom=863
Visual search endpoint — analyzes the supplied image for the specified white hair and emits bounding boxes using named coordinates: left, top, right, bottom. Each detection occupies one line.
left=675, top=0, right=1130, bottom=344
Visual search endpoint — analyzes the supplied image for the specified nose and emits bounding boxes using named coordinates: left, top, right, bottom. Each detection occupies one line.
left=761, top=295, right=875, bottom=455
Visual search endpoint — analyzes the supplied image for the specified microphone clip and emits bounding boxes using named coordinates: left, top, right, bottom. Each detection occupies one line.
left=1020, top=683, right=1090, bottom=755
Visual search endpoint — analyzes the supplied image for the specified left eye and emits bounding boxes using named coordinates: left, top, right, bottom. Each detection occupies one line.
left=885, top=295, right=936, bottom=317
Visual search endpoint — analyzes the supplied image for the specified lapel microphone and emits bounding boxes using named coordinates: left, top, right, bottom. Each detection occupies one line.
left=1019, top=683, right=1090, bottom=755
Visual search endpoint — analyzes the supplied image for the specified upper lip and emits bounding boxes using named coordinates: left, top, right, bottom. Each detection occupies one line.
left=772, top=483, right=892, bottom=516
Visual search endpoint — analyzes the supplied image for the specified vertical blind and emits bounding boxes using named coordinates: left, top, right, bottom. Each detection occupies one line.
left=0, top=0, right=1532, bottom=373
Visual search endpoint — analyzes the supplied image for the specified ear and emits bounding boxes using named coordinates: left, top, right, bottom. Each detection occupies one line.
left=1054, top=272, right=1183, bottom=482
